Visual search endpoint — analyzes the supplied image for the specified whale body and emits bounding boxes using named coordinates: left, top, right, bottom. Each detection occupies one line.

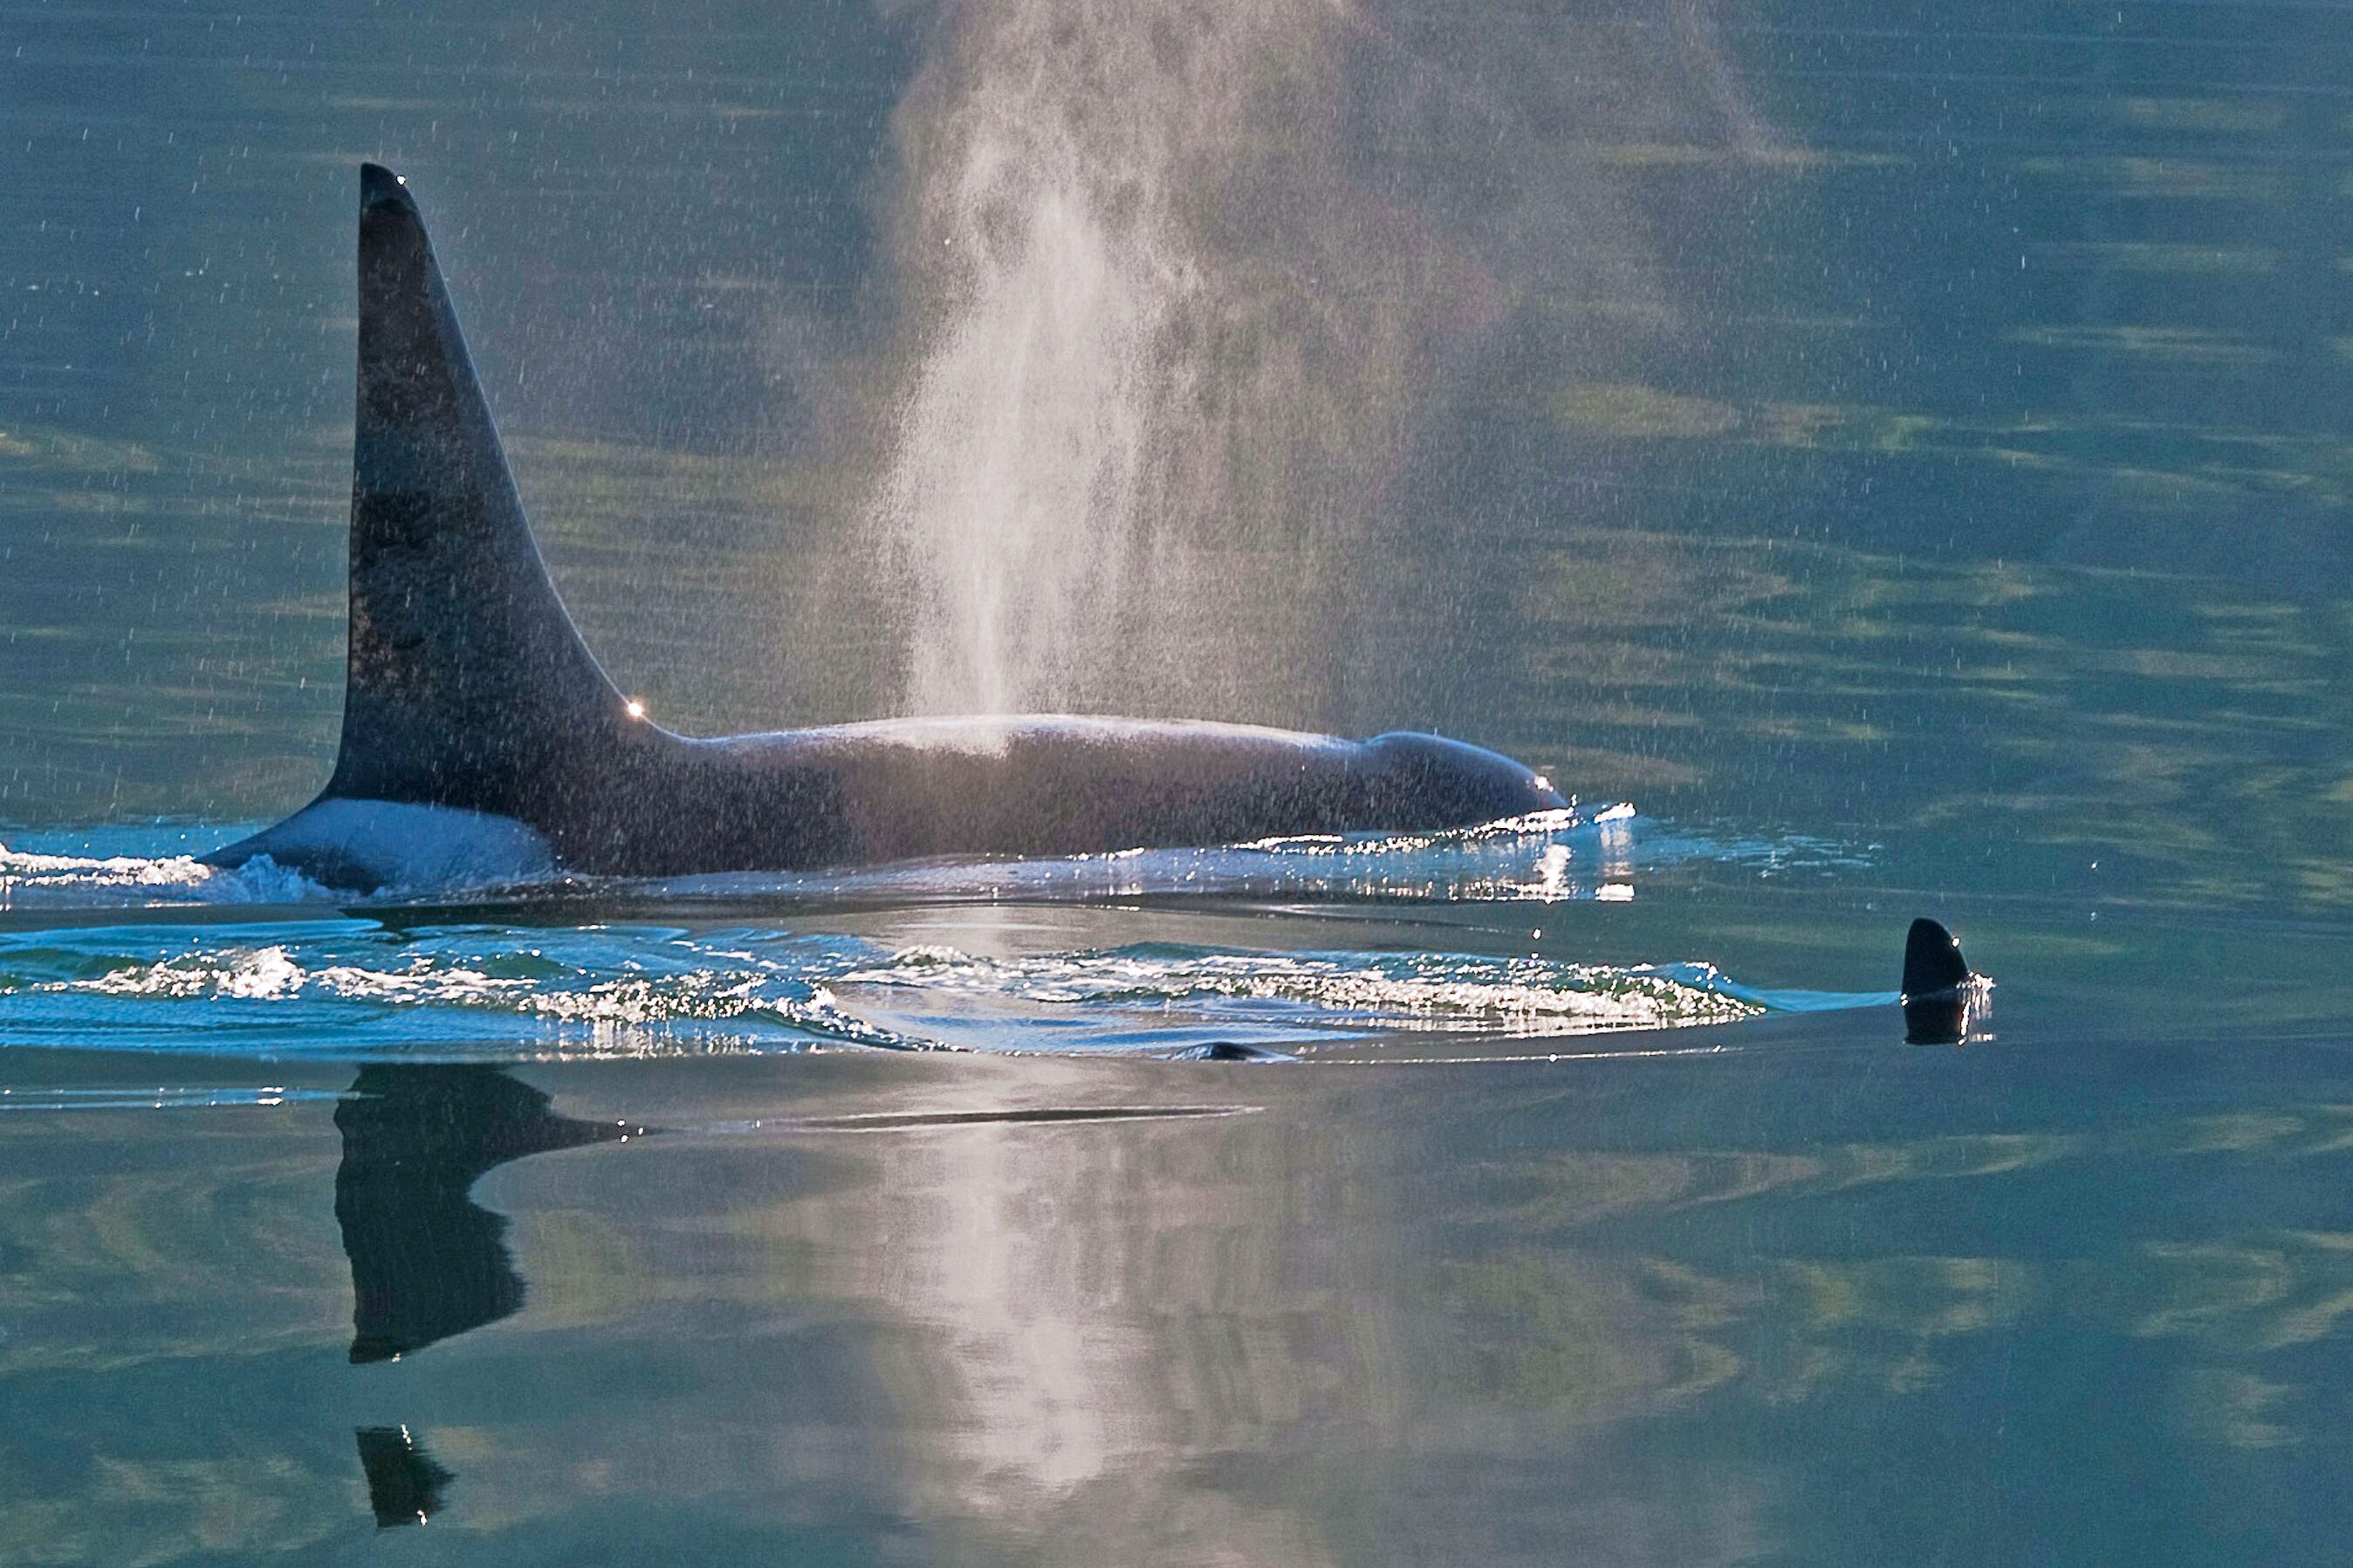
left=203, top=164, right=1566, bottom=892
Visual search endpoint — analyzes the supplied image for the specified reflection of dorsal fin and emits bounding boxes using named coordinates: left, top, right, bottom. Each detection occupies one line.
left=326, top=163, right=633, bottom=811
left=355, top=1427, right=455, bottom=1529
left=1901, top=917, right=1972, bottom=998
left=334, top=1064, right=634, bottom=1363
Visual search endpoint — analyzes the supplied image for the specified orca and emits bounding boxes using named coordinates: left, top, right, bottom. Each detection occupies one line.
left=202, top=165, right=1564, bottom=892
left=1900, top=917, right=1988, bottom=1044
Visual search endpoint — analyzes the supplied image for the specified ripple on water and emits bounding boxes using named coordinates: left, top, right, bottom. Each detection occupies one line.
left=0, top=919, right=1811, bottom=1061
left=0, top=816, right=1881, bottom=1061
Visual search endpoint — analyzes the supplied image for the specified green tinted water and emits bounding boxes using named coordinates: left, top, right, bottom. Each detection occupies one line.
left=3, top=0, right=2352, bottom=1561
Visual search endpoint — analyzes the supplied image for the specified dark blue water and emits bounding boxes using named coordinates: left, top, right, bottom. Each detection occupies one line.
left=5, top=0, right=2353, bottom=1561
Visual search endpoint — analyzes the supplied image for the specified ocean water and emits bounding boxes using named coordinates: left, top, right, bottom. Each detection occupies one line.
left=6, top=0, right=2353, bottom=1563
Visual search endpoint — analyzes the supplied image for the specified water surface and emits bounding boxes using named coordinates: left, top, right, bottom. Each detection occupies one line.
left=4, top=0, right=2353, bottom=1562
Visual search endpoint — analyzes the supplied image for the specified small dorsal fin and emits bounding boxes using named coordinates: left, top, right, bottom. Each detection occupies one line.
left=1901, top=917, right=1972, bottom=998
left=324, top=163, right=634, bottom=812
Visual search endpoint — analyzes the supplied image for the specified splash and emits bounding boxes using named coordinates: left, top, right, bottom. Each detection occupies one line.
left=0, top=921, right=1801, bottom=1059
left=0, top=836, right=329, bottom=910
left=841, top=944, right=1763, bottom=1037
left=0, top=922, right=922, bottom=1056
left=0, top=822, right=1882, bottom=1059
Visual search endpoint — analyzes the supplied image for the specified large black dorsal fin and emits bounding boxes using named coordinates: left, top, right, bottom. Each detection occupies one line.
left=324, top=163, right=633, bottom=811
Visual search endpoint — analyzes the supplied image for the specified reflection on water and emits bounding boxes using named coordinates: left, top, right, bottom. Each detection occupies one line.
left=333, top=1065, right=642, bottom=1535
left=5, top=1018, right=2353, bottom=1562
left=353, top=1424, right=453, bottom=1530
left=334, top=1065, right=636, bottom=1362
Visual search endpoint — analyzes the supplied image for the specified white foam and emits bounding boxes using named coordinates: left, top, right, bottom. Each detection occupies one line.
left=0, top=841, right=333, bottom=910
left=28, top=937, right=917, bottom=1050
left=841, top=945, right=1760, bottom=1037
